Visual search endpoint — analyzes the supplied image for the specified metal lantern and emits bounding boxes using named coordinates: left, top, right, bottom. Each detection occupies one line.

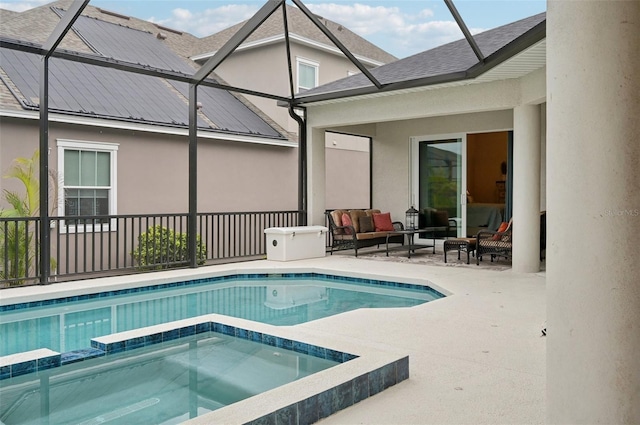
left=405, top=206, right=418, bottom=230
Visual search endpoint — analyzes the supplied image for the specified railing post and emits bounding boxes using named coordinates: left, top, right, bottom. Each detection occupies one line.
left=188, top=84, right=198, bottom=268
left=39, top=57, right=51, bottom=285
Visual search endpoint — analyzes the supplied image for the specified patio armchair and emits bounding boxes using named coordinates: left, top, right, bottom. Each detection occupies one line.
left=476, top=220, right=513, bottom=265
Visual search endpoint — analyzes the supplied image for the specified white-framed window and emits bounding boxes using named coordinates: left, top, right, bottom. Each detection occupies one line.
left=57, top=140, right=118, bottom=232
left=296, top=57, right=319, bottom=92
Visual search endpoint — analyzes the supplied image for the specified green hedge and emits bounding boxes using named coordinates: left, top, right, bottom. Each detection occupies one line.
left=131, top=225, right=206, bottom=270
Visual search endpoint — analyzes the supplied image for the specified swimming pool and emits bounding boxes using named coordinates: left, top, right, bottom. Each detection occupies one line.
left=0, top=273, right=444, bottom=357
left=0, top=269, right=429, bottom=424
left=0, top=331, right=343, bottom=425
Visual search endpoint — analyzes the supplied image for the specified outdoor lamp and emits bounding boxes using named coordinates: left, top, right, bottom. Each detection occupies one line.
left=405, top=206, right=418, bottom=230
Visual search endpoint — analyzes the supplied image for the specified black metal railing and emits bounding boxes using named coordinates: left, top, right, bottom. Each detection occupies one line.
left=0, top=210, right=301, bottom=287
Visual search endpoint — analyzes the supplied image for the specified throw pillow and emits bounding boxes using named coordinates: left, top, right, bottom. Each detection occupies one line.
left=341, top=213, right=353, bottom=234
left=432, top=210, right=449, bottom=227
left=372, top=212, right=395, bottom=232
left=359, top=216, right=374, bottom=233
left=493, top=221, right=509, bottom=240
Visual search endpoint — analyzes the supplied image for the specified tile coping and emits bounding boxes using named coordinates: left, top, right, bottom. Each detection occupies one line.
left=0, top=314, right=410, bottom=425
left=0, top=272, right=445, bottom=312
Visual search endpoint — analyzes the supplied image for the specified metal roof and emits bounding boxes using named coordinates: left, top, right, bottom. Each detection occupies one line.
left=0, top=6, right=284, bottom=139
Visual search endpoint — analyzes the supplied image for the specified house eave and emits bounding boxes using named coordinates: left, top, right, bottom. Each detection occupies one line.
left=191, top=33, right=386, bottom=68
left=0, top=109, right=296, bottom=148
left=295, top=21, right=546, bottom=107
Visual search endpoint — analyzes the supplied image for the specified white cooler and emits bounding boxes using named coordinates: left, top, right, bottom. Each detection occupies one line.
left=264, top=226, right=327, bottom=261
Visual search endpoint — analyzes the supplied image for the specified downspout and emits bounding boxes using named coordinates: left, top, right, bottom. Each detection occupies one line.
left=289, top=104, right=307, bottom=226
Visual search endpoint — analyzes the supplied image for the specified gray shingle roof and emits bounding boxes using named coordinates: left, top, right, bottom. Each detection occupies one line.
left=194, top=4, right=397, bottom=65
left=299, top=12, right=546, bottom=98
left=0, top=2, right=285, bottom=139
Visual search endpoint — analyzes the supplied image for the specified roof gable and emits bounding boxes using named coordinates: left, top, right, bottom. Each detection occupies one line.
left=193, top=4, right=397, bottom=65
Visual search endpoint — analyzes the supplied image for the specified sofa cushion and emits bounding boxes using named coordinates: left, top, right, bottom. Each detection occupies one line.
left=365, top=209, right=381, bottom=217
left=349, top=210, right=367, bottom=233
left=432, top=210, right=449, bottom=227
left=493, top=222, right=509, bottom=240
left=341, top=213, right=354, bottom=234
left=359, top=216, right=374, bottom=233
left=330, top=210, right=347, bottom=234
left=373, top=212, right=395, bottom=231
left=355, top=231, right=391, bottom=240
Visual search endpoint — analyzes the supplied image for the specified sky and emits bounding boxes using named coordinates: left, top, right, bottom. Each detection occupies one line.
left=0, top=0, right=546, bottom=58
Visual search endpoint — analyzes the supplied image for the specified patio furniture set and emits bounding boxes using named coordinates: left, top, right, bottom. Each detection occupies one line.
left=326, top=209, right=535, bottom=265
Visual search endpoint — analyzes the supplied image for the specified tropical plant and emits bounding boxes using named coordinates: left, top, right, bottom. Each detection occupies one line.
left=0, top=150, right=57, bottom=285
left=131, top=225, right=207, bottom=270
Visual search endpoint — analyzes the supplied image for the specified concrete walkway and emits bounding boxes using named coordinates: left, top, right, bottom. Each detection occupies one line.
left=278, top=255, right=546, bottom=424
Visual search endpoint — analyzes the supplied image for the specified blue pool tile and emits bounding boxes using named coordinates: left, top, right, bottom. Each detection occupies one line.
left=335, top=381, right=354, bottom=411
left=381, top=363, right=397, bottom=390
left=275, top=404, right=296, bottom=425
left=343, top=353, right=359, bottom=362
left=248, top=331, right=262, bottom=343
left=11, top=360, right=36, bottom=378
left=353, top=374, right=369, bottom=404
left=145, top=333, right=162, bottom=346
left=195, top=322, right=211, bottom=334
left=325, top=348, right=344, bottom=363
left=1, top=365, right=11, bottom=380
left=298, top=395, right=319, bottom=425
left=37, top=355, right=61, bottom=371
left=396, top=356, right=410, bottom=382
left=318, top=388, right=336, bottom=419
left=125, top=337, right=145, bottom=351
left=212, top=323, right=224, bottom=333
left=263, top=334, right=276, bottom=347
left=61, top=351, right=85, bottom=365
left=236, top=328, right=249, bottom=340
left=293, top=341, right=309, bottom=355
left=107, top=341, right=125, bottom=355
left=162, top=329, right=180, bottom=342
left=221, top=324, right=236, bottom=336
left=91, top=341, right=106, bottom=351
left=180, top=325, right=196, bottom=338
left=308, top=345, right=326, bottom=359
left=368, top=368, right=384, bottom=396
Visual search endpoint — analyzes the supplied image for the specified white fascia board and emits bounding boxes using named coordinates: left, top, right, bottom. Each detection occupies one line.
left=191, top=33, right=385, bottom=68
left=0, top=109, right=296, bottom=148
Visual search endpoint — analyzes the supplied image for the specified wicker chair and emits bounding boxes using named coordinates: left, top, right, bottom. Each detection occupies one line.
left=476, top=222, right=513, bottom=265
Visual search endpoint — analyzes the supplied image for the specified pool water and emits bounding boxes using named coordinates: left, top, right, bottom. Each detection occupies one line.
left=0, top=274, right=443, bottom=356
left=0, top=332, right=339, bottom=425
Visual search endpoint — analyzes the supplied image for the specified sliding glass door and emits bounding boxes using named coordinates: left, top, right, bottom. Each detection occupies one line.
left=411, top=136, right=466, bottom=240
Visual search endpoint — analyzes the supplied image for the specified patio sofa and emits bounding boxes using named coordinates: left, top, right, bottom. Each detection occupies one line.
left=326, top=209, right=404, bottom=257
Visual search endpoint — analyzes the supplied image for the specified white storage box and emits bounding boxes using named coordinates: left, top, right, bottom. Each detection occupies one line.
left=264, top=226, right=327, bottom=261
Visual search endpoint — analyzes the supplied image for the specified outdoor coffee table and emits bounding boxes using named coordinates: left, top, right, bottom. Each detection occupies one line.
left=385, top=227, right=447, bottom=258
left=443, top=238, right=477, bottom=264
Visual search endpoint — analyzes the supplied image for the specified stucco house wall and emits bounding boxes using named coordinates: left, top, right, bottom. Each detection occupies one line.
left=306, top=65, right=547, bottom=224
left=0, top=117, right=298, bottom=214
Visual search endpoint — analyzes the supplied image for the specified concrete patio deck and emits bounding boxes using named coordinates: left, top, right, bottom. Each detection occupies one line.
left=0, top=251, right=546, bottom=424
left=259, top=254, right=547, bottom=424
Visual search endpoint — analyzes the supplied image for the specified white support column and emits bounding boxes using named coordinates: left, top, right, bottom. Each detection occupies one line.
left=306, top=126, right=326, bottom=226
left=512, top=104, right=541, bottom=273
left=547, top=1, right=640, bottom=423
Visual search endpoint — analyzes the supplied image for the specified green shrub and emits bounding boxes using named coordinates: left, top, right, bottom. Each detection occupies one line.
left=131, top=225, right=206, bottom=270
